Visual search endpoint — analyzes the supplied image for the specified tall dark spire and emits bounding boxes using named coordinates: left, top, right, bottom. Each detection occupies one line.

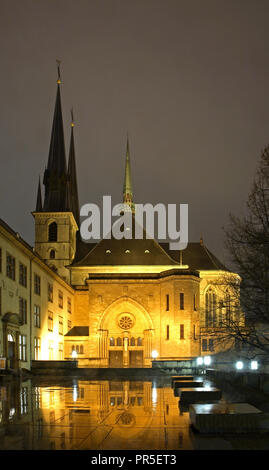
left=123, top=135, right=135, bottom=212
left=35, top=177, right=43, bottom=211
left=67, top=109, right=80, bottom=224
left=43, top=62, right=68, bottom=212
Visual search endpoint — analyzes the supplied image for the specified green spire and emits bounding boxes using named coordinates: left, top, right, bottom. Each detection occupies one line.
left=123, top=136, right=135, bottom=211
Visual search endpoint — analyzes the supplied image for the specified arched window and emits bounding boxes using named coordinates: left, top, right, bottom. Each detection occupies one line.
left=225, top=290, right=231, bottom=326
left=48, top=222, right=57, bottom=242
left=137, top=337, right=143, bottom=346
left=7, top=333, right=14, bottom=342
left=50, top=249, right=55, bottom=259
left=80, top=345, right=84, bottom=354
left=71, top=345, right=75, bottom=352
left=205, top=288, right=217, bottom=327
left=76, top=345, right=79, bottom=354
left=116, top=337, right=122, bottom=346
left=109, top=337, right=115, bottom=347
left=130, top=337, right=135, bottom=346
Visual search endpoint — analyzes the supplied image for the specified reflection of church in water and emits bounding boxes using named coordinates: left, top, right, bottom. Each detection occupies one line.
left=0, top=380, right=191, bottom=450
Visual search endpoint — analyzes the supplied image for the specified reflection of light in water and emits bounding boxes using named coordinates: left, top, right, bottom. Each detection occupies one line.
left=152, top=386, right=157, bottom=404
left=72, top=386, right=78, bottom=402
left=9, top=408, right=15, bottom=420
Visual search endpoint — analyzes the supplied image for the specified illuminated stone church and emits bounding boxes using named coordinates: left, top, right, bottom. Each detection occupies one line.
left=0, top=74, right=237, bottom=370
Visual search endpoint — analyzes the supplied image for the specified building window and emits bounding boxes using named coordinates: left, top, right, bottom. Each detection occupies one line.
left=19, top=263, right=27, bottom=287
left=19, top=335, right=27, bottom=361
left=80, top=345, right=84, bottom=354
left=180, top=293, right=184, bottom=310
left=137, top=337, right=143, bottom=346
left=34, top=337, right=41, bottom=360
left=48, top=311, right=53, bottom=332
left=68, top=320, right=72, bottom=331
left=202, top=339, right=208, bottom=351
left=49, top=341, right=54, bottom=360
left=209, top=338, right=214, bottom=352
left=194, top=293, right=197, bottom=311
left=58, top=290, right=63, bottom=309
left=116, top=337, right=122, bottom=346
left=20, top=387, right=28, bottom=414
left=48, top=283, right=53, bottom=303
left=166, top=325, right=170, bottom=340
left=109, top=337, right=115, bottom=346
left=19, top=297, right=27, bottom=325
left=225, top=290, right=231, bottom=326
left=166, top=294, right=169, bottom=311
left=205, top=288, right=217, bottom=327
left=6, top=253, right=15, bottom=280
left=180, top=324, right=184, bottom=340
left=130, top=337, right=135, bottom=346
left=48, top=222, right=57, bottom=242
left=50, top=249, right=55, bottom=259
left=59, top=343, right=63, bottom=360
left=34, top=274, right=41, bottom=295
left=34, top=305, right=41, bottom=328
left=67, top=297, right=72, bottom=313
left=58, top=315, right=63, bottom=335
left=193, top=324, right=196, bottom=340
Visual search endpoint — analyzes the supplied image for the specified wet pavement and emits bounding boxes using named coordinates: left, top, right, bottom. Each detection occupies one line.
left=0, top=375, right=269, bottom=450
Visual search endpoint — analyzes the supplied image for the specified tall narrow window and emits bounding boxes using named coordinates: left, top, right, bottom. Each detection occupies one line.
left=180, top=324, right=184, bottom=339
left=166, top=294, right=169, bottom=311
left=58, top=315, right=63, bottom=335
left=193, top=293, right=197, bottom=311
left=34, top=274, right=41, bottom=295
left=205, top=288, right=217, bottom=327
left=209, top=338, right=214, bottom=352
left=48, top=222, right=57, bottom=242
left=19, top=297, right=27, bottom=324
left=202, top=339, right=208, bottom=351
left=19, top=335, right=27, bottom=361
left=180, top=293, right=184, bottom=310
left=48, top=283, right=53, bottom=303
left=58, top=290, right=63, bottom=309
left=166, top=325, right=170, bottom=340
left=19, top=263, right=27, bottom=287
left=34, top=337, right=41, bottom=360
left=193, top=324, right=196, bottom=340
left=50, top=250, right=55, bottom=259
left=34, top=305, right=40, bottom=328
left=48, top=312, right=53, bottom=332
left=6, top=253, right=15, bottom=280
left=67, top=297, right=72, bottom=313
left=59, top=343, right=63, bottom=360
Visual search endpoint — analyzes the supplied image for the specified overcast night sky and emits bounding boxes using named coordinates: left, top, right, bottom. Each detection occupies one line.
left=1, top=0, right=269, bottom=265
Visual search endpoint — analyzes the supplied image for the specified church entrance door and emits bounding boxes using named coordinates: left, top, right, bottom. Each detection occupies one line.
left=109, top=351, right=123, bottom=367
left=129, top=351, right=144, bottom=367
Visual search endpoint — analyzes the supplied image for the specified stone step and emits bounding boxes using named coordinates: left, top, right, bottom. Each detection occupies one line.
left=174, top=380, right=203, bottom=389
left=189, top=402, right=268, bottom=433
left=178, top=387, right=222, bottom=404
left=171, top=375, right=194, bottom=386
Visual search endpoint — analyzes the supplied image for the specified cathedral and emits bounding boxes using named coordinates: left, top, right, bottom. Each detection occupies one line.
left=0, top=73, right=238, bottom=370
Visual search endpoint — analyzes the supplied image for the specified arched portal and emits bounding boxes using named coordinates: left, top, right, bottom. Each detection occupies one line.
left=98, top=297, right=154, bottom=368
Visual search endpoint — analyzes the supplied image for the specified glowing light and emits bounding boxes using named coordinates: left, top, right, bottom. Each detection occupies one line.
left=152, top=350, right=158, bottom=359
left=72, top=350, right=77, bottom=359
left=236, top=361, right=244, bottom=370
left=250, top=360, right=258, bottom=370
left=204, top=356, right=211, bottom=366
left=197, top=357, right=203, bottom=366
left=152, top=386, right=157, bottom=404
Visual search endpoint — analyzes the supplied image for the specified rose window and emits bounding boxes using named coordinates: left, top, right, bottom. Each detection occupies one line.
left=118, top=315, right=133, bottom=330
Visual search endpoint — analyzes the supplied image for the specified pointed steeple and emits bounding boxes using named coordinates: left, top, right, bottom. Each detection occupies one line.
left=43, top=62, right=67, bottom=212
left=123, top=135, right=135, bottom=212
left=35, top=177, right=43, bottom=211
left=66, top=109, right=80, bottom=224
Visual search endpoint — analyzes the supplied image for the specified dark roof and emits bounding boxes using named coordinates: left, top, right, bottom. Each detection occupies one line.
left=67, top=126, right=80, bottom=225
left=65, top=326, right=89, bottom=337
left=160, top=242, right=227, bottom=271
left=71, top=234, right=227, bottom=271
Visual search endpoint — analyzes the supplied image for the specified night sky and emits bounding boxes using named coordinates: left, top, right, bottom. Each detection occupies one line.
left=1, top=0, right=269, bottom=266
